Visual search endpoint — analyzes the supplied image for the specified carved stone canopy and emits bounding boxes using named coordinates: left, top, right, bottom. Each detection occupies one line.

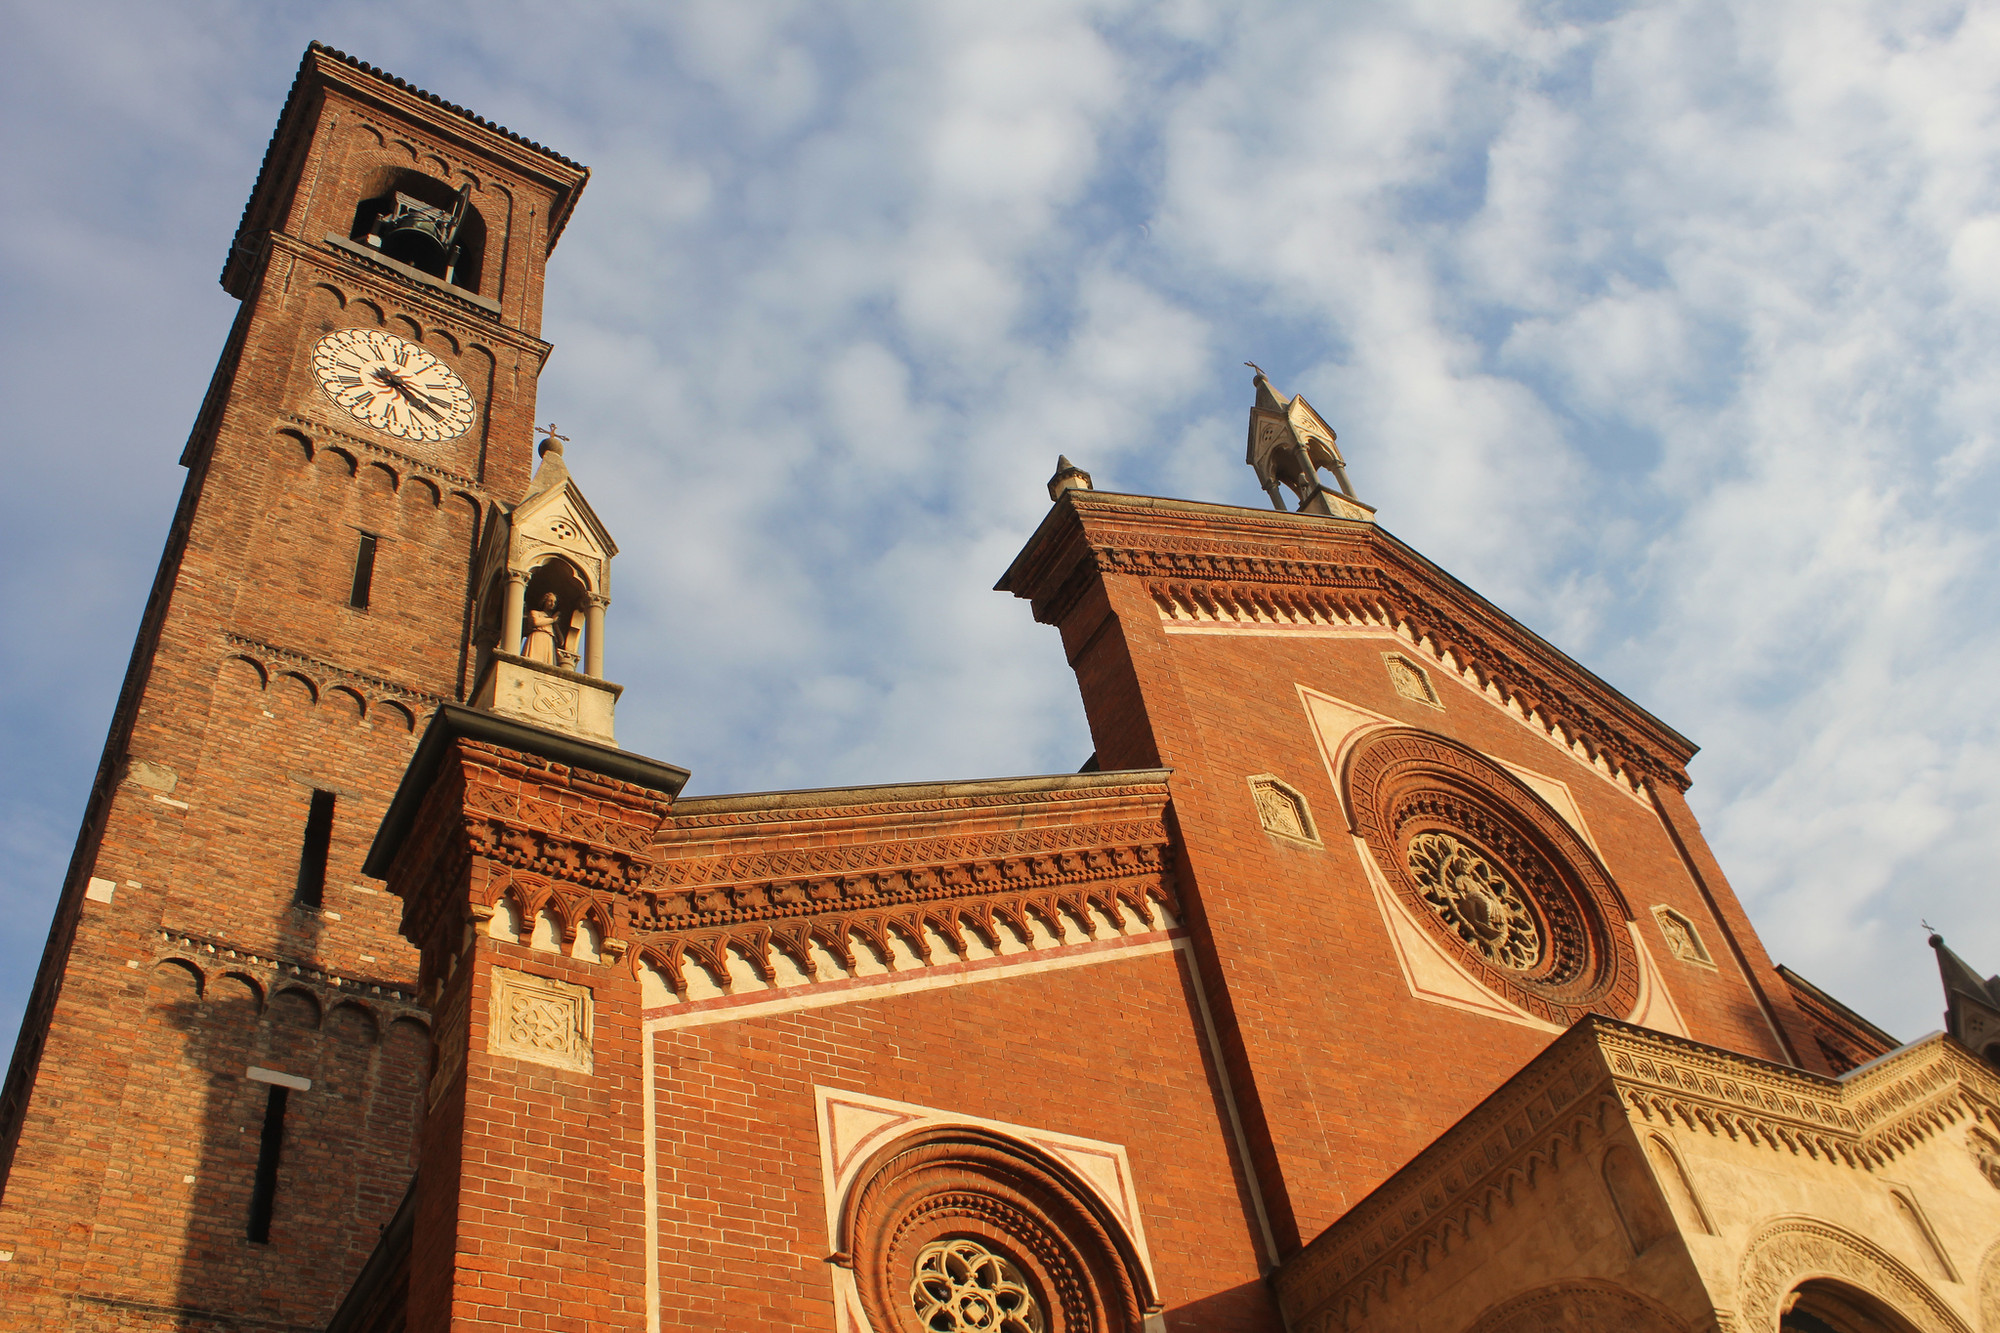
left=1243, top=365, right=1374, bottom=522
left=469, top=433, right=624, bottom=738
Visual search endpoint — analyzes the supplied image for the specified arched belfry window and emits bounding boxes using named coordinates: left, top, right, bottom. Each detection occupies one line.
left=841, top=1127, right=1158, bottom=1333
left=349, top=170, right=487, bottom=293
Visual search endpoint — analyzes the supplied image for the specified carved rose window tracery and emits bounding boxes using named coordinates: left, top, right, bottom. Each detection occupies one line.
left=911, top=1238, right=1046, bottom=1333
left=843, top=1128, right=1155, bottom=1333
left=1345, top=728, right=1640, bottom=1025
left=1406, top=831, right=1541, bottom=970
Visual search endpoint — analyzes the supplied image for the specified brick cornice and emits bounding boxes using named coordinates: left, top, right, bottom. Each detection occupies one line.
left=1000, top=491, right=1698, bottom=791
left=630, top=776, right=1177, bottom=994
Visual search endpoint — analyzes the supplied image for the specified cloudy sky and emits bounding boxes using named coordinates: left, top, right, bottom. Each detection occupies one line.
left=3, top=0, right=1996, bottom=1049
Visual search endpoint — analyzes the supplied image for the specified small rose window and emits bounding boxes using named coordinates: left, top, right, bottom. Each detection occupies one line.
left=911, top=1238, right=1045, bottom=1333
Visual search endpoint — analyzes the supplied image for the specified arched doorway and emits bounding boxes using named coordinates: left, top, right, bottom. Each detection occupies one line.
left=1782, top=1280, right=1924, bottom=1333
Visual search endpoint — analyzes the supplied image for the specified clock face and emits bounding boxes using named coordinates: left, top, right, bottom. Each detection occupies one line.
left=310, top=328, right=475, bottom=443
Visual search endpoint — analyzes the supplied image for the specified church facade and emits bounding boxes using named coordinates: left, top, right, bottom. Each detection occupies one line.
left=2, top=43, right=1997, bottom=1333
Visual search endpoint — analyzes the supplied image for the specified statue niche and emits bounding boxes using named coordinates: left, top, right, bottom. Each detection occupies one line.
left=467, top=429, right=622, bottom=745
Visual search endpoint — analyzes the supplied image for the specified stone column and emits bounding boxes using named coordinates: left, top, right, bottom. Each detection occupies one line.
left=584, top=594, right=607, bottom=678
left=502, top=570, right=527, bottom=657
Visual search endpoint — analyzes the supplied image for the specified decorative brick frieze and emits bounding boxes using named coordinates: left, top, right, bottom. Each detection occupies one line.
left=274, top=410, right=486, bottom=494
left=632, top=773, right=1177, bottom=1001
left=222, top=633, right=446, bottom=717
left=1000, top=492, right=1698, bottom=793
left=151, top=928, right=423, bottom=1012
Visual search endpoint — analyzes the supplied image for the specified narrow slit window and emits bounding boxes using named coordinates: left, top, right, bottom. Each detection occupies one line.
left=348, top=533, right=379, bottom=609
left=295, top=790, right=334, bottom=908
left=246, top=1084, right=289, bottom=1243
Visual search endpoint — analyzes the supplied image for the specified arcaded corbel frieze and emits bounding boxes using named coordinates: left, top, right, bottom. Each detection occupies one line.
left=1001, top=491, right=1697, bottom=792
left=1603, top=1027, right=2000, bottom=1172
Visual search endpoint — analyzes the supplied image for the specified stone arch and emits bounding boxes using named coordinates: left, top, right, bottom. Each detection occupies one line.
left=346, top=166, right=489, bottom=293
left=486, top=894, right=524, bottom=941
left=528, top=905, right=564, bottom=953
left=637, top=955, right=675, bottom=1007
left=427, top=326, right=461, bottom=356
left=274, top=672, right=318, bottom=707
left=354, top=299, right=385, bottom=326
left=269, top=986, right=322, bottom=1030
left=275, top=428, right=313, bottom=464
left=215, top=972, right=264, bottom=1014
left=379, top=700, right=417, bottom=732
left=1738, top=1218, right=1970, bottom=1333
left=391, top=314, right=422, bottom=342
left=1974, top=1237, right=1999, bottom=1333
left=361, top=460, right=398, bottom=497
left=321, top=446, right=359, bottom=477
left=312, top=281, right=348, bottom=308
left=220, top=654, right=267, bottom=690
left=1785, top=1280, right=1930, bottom=1333
left=326, top=686, right=366, bottom=722
left=569, top=916, right=604, bottom=963
left=1644, top=1132, right=1714, bottom=1234
left=404, top=475, right=441, bottom=509
left=327, top=1001, right=379, bottom=1046
left=840, top=1125, right=1157, bottom=1333
left=1601, top=1143, right=1674, bottom=1254
left=1462, top=1281, right=1688, bottom=1333
left=149, top=958, right=204, bottom=1004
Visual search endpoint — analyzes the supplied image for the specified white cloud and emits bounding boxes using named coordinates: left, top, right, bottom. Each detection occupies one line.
left=4, top=0, right=1997, bottom=1052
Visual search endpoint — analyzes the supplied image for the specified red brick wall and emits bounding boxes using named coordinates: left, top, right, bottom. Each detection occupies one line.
left=648, top=952, right=1277, bottom=1333
left=1010, top=494, right=1835, bottom=1248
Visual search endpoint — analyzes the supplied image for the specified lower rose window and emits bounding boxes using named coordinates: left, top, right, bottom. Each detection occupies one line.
left=910, top=1238, right=1045, bottom=1333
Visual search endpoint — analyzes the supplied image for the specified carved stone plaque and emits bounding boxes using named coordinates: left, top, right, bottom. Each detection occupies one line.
left=488, top=967, right=593, bottom=1074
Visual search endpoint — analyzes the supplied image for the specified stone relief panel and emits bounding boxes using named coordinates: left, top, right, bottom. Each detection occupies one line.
left=1383, top=652, right=1443, bottom=709
left=1248, top=774, right=1319, bottom=845
left=1653, top=904, right=1717, bottom=969
left=488, top=966, right=593, bottom=1075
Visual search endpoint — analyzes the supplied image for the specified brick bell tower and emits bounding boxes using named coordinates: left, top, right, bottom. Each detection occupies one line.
left=0, top=44, right=586, bottom=1329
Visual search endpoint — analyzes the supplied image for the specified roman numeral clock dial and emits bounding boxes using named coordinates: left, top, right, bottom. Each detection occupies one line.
left=310, top=328, right=475, bottom=443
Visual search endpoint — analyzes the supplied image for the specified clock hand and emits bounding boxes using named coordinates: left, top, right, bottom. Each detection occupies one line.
left=373, top=367, right=443, bottom=419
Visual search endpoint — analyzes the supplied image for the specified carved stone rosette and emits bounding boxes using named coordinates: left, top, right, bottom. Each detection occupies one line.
left=1345, top=728, right=1640, bottom=1025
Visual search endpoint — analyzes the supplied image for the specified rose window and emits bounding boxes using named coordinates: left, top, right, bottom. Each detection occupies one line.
left=911, top=1238, right=1045, bottom=1333
left=1406, top=830, right=1541, bottom=970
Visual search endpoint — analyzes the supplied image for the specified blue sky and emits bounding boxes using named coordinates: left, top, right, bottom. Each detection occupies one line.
left=3, top=0, right=1996, bottom=1047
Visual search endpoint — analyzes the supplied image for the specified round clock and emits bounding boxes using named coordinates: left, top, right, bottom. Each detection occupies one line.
left=310, top=328, right=475, bottom=443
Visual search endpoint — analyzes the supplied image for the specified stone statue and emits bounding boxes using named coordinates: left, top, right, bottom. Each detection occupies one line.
left=522, top=592, right=561, bottom=665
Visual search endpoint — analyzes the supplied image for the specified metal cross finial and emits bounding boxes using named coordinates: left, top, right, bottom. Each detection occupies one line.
left=538, top=422, right=570, bottom=444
